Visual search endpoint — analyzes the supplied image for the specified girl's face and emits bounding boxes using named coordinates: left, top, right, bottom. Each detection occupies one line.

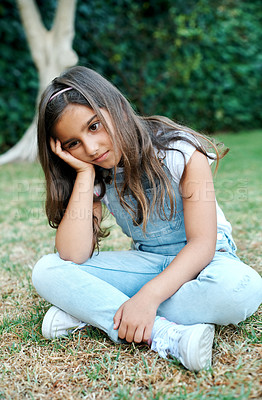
left=54, top=104, right=122, bottom=169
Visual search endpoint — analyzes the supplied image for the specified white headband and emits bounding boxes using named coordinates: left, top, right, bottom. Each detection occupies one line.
left=49, top=87, right=73, bottom=102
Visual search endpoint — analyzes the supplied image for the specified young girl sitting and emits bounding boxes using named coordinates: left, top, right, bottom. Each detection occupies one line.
left=32, top=66, right=262, bottom=372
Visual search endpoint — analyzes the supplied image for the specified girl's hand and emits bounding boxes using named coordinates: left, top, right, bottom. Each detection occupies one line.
left=50, top=138, right=95, bottom=175
left=113, top=291, right=158, bottom=343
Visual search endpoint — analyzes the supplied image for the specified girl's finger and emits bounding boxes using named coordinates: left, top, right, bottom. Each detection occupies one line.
left=50, top=138, right=63, bottom=157
left=50, top=137, right=56, bottom=153
left=125, top=325, right=136, bottom=343
left=52, top=139, right=66, bottom=160
left=55, top=139, right=63, bottom=153
left=143, top=324, right=153, bottom=343
left=118, top=321, right=128, bottom=340
left=113, top=306, right=123, bottom=330
left=133, top=326, right=144, bottom=343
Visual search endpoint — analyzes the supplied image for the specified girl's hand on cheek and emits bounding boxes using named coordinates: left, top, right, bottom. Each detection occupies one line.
left=113, top=292, right=158, bottom=343
left=50, top=138, right=95, bottom=175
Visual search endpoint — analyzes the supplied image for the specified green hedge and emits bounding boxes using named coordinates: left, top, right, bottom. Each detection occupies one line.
left=0, top=0, right=261, bottom=152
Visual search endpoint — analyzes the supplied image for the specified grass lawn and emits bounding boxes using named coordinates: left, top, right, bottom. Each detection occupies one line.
left=0, top=130, right=261, bottom=399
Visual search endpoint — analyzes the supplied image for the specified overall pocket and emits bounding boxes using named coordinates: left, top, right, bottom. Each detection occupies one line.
left=216, top=230, right=237, bottom=255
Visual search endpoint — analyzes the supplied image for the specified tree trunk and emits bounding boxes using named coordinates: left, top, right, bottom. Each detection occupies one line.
left=0, top=0, right=78, bottom=165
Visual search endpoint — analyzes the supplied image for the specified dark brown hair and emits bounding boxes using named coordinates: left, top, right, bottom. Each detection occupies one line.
left=38, top=66, right=227, bottom=251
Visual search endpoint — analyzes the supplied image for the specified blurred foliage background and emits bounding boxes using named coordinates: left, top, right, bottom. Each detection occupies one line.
left=0, top=0, right=261, bottom=153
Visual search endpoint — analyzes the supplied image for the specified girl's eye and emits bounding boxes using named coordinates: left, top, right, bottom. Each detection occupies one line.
left=89, top=122, right=100, bottom=132
left=68, top=140, right=80, bottom=149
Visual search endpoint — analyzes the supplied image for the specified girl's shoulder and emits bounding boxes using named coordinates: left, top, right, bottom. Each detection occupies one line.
left=159, top=132, right=202, bottom=183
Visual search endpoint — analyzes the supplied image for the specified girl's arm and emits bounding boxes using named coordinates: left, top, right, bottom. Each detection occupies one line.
left=114, top=150, right=217, bottom=342
left=142, top=150, right=217, bottom=299
left=55, top=170, right=102, bottom=264
left=51, top=138, right=102, bottom=264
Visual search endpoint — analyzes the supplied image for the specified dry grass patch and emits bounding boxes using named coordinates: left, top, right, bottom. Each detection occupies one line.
left=1, top=259, right=261, bottom=399
left=1, top=321, right=261, bottom=399
left=1, top=140, right=262, bottom=400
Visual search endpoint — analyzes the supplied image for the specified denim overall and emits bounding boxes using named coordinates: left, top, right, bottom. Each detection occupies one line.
left=105, top=165, right=186, bottom=256
left=32, top=166, right=262, bottom=343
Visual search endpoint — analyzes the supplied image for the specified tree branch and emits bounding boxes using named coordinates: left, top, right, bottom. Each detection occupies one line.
left=16, top=0, right=47, bottom=67
left=1, top=0, right=79, bottom=164
left=53, top=0, right=77, bottom=44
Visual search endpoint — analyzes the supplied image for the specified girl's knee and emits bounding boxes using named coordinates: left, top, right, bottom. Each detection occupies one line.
left=213, top=266, right=262, bottom=325
left=32, top=253, right=61, bottom=288
left=197, top=258, right=262, bottom=325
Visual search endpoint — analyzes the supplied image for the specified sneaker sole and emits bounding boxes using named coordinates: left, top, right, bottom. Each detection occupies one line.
left=42, top=306, right=64, bottom=339
left=186, top=324, right=215, bottom=371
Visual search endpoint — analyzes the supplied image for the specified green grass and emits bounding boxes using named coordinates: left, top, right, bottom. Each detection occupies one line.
left=0, top=130, right=261, bottom=399
left=214, top=129, right=262, bottom=216
left=213, top=130, right=262, bottom=269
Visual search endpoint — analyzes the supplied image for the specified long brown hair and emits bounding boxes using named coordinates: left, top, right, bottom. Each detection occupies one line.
left=38, top=66, right=227, bottom=250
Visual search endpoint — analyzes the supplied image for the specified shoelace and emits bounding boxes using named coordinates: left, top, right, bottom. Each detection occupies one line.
left=151, top=325, right=181, bottom=359
left=71, top=322, right=87, bottom=334
left=167, top=325, right=182, bottom=359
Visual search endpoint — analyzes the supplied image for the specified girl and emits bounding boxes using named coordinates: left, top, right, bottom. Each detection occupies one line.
left=33, top=66, right=262, bottom=372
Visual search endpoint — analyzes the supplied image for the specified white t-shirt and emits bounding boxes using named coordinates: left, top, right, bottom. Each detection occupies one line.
left=94, top=136, right=232, bottom=237
left=163, top=138, right=232, bottom=236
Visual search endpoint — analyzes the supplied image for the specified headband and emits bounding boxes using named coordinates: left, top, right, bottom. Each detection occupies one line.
left=49, top=87, right=73, bottom=102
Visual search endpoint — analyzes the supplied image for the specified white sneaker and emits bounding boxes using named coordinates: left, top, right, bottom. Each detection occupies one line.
left=151, top=320, right=215, bottom=372
left=42, top=306, right=86, bottom=339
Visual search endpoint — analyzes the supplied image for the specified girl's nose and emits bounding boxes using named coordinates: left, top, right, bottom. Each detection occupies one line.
left=83, top=138, right=99, bottom=157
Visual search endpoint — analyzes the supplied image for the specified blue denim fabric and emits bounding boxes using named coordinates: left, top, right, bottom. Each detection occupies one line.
left=105, top=166, right=187, bottom=256
left=32, top=239, right=262, bottom=343
left=32, top=168, right=262, bottom=342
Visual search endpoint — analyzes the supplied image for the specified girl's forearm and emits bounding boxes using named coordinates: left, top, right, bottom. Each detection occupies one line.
left=140, top=238, right=216, bottom=307
left=55, top=169, right=96, bottom=264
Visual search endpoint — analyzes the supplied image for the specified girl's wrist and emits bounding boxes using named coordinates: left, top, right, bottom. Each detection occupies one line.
left=77, top=166, right=95, bottom=181
left=73, top=168, right=96, bottom=195
left=140, top=282, right=164, bottom=308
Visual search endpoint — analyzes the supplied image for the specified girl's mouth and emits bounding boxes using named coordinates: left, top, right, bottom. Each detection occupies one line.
left=93, top=151, right=109, bottom=162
